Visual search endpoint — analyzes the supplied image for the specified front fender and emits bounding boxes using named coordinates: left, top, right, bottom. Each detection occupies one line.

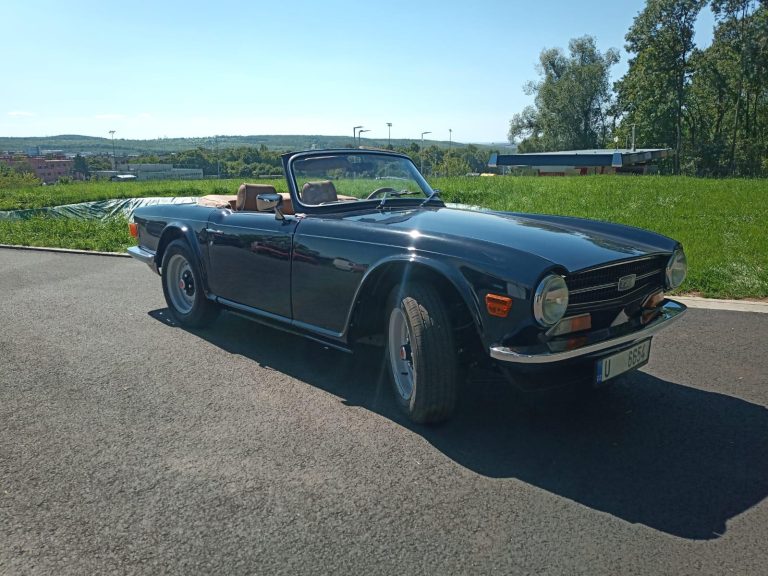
left=156, top=222, right=211, bottom=295
left=344, top=252, right=486, bottom=342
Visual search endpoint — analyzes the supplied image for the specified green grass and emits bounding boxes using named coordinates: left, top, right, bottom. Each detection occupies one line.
left=0, top=216, right=132, bottom=253
left=1, top=176, right=766, bottom=299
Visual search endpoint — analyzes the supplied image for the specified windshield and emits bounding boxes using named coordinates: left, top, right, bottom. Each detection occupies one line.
left=290, top=152, right=432, bottom=206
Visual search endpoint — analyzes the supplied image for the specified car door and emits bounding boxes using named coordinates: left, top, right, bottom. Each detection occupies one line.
left=205, top=210, right=298, bottom=318
left=290, top=214, right=401, bottom=336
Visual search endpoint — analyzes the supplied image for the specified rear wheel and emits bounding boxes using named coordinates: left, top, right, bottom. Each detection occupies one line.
left=161, top=239, right=219, bottom=327
left=385, top=282, right=458, bottom=424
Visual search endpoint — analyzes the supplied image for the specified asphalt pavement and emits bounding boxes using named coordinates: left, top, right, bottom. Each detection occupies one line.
left=1, top=247, right=767, bottom=575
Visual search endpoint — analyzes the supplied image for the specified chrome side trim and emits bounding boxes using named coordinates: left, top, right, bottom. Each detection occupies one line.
left=490, top=299, right=686, bottom=364
left=215, top=297, right=351, bottom=352
left=127, top=246, right=159, bottom=274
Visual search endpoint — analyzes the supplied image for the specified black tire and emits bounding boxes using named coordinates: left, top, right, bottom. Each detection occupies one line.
left=385, top=282, right=458, bottom=424
left=161, top=239, right=219, bottom=328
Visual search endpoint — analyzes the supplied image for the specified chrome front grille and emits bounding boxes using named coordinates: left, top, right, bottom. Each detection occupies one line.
left=566, top=255, right=667, bottom=310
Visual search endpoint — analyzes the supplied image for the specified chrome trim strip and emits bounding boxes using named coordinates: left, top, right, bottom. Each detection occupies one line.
left=490, top=299, right=686, bottom=364
left=568, top=254, right=666, bottom=275
left=567, top=284, right=657, bottom=309
left=570, top=281, right=617, bottom=295
left=636, top=269, right=662, bottom=281
left=569, top=268, right=663, bottom=295
left=127, top=246, right=158, bottom=274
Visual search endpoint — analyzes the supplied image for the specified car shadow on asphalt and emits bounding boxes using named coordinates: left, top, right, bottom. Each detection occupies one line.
left=150, top=308, right=768, bottom=542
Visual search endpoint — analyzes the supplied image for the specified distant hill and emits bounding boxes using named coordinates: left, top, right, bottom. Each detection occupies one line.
left=0, top=134, right=504, bottom=156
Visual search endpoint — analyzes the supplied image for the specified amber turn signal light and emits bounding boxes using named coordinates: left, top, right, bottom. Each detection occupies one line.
left=485, top=294, right=513, bottom=318
left=547, top=313, right=592, bottom=337
left=128, top=222, right=138, bottom=238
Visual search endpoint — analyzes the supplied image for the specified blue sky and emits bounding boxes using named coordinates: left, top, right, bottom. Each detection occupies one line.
left=2, top=0, right=714, bottom=143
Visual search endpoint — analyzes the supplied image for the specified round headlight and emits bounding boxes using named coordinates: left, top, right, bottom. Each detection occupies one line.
left=666, top=248, right=687, bottom=290
left=533, top=274, right=569, bottom=327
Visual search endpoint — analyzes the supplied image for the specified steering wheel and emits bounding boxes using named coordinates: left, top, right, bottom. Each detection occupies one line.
left=366, top=187, right=396, bottom=199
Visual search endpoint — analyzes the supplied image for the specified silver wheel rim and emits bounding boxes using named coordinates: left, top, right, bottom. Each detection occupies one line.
left=166, top=253, right=195, bottom=315
left=388, top=307, right=414, bottom=401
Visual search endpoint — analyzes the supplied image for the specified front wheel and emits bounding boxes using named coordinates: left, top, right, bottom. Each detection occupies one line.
left=385, top=282, right=458, bottom=424
left=161, top=239, right=219, bottom=328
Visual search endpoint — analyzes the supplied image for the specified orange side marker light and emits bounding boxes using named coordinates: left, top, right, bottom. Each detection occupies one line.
left=485, top=294, right=513, bottom=318
left=128, top=222, right=138, bottom=238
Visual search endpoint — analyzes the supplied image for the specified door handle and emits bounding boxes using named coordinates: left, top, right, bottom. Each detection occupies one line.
left=205, top=228, right=223, bottom=235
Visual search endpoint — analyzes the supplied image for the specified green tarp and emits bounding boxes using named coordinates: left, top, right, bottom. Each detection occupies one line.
left=0, top=197, right=199, bottom=221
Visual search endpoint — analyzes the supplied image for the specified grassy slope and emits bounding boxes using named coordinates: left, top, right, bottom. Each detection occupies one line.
left=1, top=176, right=765, bottom=299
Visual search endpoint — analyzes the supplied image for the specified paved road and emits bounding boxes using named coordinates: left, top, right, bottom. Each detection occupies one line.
left=1, top=247, right=767, bottom=575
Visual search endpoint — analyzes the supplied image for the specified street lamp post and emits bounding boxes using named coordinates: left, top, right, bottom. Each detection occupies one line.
left=215, top=135, right=220, bottom=179
left=387, top=122, right=392, bottom=148
left=420, top=131, right=431, bottom=173
left=449, top=128, right=452, bottom=150
left=109, top=130, right=116, bottom=171
left=353, top=125, right=363, bottom=146
left=358, top=129, right=370, bottom=147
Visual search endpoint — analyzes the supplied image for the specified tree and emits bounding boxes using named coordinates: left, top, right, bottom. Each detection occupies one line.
left=86, top=156, right=113, bottom=172
left=679, top=0, right=767, bottom=175
left=508, top=36, right=619, bottom=152
left=615, top=0, right=707, bottom=173
left=710, top=0, right=767, bottom=175
left=437, top=156, right=472, bottom=177
left=73, top=154, right=89, bottom=178
left=0, top=162, right=40, bottom=188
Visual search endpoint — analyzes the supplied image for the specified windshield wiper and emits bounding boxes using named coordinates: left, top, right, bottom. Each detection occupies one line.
left=419, top=189, right=443, bottom=207
left=377, top=190, right=422, bottom=209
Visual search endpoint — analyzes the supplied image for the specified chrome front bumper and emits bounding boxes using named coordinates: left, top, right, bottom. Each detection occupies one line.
left=490, top=299, right=687, bottom=365
left=127, top=245, right=159, bottom=274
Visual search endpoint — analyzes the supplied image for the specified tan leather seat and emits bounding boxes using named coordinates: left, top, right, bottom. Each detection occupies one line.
left=198, top=194, right=237, bottom=209
left=301, top=180, right=338, bottom=204
left=237, top=184, right=276, bottom=211
left=237, top=184, right=295, bottom=215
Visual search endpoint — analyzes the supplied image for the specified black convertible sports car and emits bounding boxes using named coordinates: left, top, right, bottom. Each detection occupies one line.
left=128, top=148, right=687, bottom=423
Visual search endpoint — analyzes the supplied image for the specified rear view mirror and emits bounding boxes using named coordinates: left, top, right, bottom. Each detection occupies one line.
left=256, top=193, right=285, bottom=220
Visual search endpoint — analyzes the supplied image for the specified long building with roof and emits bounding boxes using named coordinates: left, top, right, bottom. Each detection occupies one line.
left=488, top=148, right=672, bottom=176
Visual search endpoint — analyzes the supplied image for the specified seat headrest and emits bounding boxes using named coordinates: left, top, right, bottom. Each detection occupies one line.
left=237, top=183, right=278, bottom=211
left=301, top=180, right=338, bottom=205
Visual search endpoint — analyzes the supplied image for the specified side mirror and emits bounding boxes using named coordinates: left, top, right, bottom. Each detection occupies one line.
left=256, top=193, right=285, bottom=220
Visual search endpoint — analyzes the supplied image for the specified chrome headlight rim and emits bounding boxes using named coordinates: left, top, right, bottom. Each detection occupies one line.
left=533, top=273, right=570, bottom=327
left=665, top=248, right=687, bottom=290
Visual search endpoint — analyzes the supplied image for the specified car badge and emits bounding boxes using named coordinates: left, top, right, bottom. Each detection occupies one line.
left=617, top=274, right=637, bottom=292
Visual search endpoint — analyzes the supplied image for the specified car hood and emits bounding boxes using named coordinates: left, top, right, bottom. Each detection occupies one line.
left=345, top=205, right=676, bottom=272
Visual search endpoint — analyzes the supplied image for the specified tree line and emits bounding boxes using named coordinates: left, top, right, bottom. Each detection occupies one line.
left=508, top=0, right=767, bottom=176
left=123, top=143, right=494, bottom=179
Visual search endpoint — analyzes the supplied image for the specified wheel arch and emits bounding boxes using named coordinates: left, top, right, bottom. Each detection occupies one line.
left=155, top=223, right=210, bottom=293
left=347, top=256, right=484, bottom=356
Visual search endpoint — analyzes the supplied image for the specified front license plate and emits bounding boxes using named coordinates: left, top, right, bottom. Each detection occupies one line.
left=595, top=339, right=651, bottom=385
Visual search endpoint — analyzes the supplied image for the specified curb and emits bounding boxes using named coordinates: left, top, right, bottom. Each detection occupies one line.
left=674, top=296, right=768, bottom=314
left=0, top=244, right=129, bottom=258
